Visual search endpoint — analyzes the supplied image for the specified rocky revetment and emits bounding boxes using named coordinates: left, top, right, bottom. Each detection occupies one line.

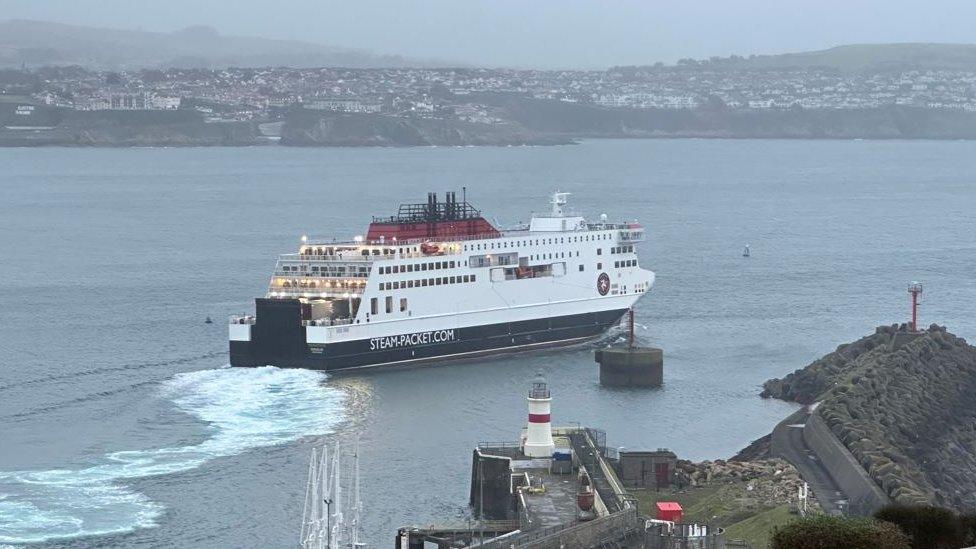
left=762, top=324, right=976, bottom=510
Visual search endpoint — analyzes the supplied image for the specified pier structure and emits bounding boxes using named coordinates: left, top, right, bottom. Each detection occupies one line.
left=397, top=376, right=724, bottom=548
left=595, top=309, right=664, bottom=387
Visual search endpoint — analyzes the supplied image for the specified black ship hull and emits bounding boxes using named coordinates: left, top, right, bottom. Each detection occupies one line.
left=230, top=298, right=629, bottom=371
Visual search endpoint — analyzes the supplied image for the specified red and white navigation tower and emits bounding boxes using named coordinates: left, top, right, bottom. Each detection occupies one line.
left=908, top=282, right=923, bottom=332
left=523, top=374, right=555, bottom=458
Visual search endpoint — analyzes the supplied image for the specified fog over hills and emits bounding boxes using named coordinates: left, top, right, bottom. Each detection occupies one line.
left=670, top=43, right=976, bottom=72
left=0, top=19, right=451, bottom=69
left=6, top=19, right=976, bottom=72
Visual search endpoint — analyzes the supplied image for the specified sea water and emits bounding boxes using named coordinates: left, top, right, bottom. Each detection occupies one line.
left=1, top=140, right=974, bottom=546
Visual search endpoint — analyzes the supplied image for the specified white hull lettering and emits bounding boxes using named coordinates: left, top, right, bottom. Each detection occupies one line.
left=369, top=329, right=457, bottom=351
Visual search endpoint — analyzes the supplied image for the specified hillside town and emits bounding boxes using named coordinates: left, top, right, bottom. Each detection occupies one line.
left=4, top=65, right=976, bottom=123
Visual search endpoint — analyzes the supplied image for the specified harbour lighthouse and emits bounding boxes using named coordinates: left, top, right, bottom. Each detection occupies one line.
left=522, top=374, right=556, bottom=457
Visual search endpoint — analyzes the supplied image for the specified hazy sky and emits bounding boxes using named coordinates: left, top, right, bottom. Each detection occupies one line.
left=7, top=0, right=976, bottom=68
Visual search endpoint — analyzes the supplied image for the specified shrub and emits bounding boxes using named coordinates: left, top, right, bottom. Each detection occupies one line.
left=960, top=513, right=976, bottom=546
left=770, top=515, right=910, bottom=549
left=875, top=503, right=967, bottom=549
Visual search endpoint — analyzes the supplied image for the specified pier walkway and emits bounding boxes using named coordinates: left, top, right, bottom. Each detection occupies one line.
left=771, top=407, right=847, bottom=514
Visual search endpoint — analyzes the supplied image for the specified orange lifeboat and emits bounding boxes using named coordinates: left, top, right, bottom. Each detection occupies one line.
left=421, top=242, right=440, bottom=255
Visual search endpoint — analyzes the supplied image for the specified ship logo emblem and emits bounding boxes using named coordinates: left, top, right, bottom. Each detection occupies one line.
left=597, top=272, right=610, bottom=296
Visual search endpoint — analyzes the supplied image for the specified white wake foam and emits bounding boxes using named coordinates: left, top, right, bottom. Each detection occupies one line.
left=0, top=366, right=344, bottom=544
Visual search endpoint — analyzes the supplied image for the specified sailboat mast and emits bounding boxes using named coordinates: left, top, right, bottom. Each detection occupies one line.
left=351, top=438, right=362, bottom=547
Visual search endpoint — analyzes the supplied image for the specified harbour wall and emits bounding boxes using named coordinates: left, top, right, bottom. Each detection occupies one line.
left=803, top=410, right=890, bottom=515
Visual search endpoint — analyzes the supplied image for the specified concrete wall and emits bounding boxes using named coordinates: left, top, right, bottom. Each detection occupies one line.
left=470, top=450, right=516, bottom=520
left=803, top=411, right=890, bottom=515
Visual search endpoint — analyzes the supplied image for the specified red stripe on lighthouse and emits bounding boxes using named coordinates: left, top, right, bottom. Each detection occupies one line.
left=528, top=413, right=550, bottom=423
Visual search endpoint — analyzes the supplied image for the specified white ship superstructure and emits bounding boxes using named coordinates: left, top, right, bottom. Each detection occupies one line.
left=230, top=191, right=654, bottom=370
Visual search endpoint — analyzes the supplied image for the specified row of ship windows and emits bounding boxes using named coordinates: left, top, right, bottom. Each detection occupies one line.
left=462, top=233, right=613, bottom=252
left=530, top=251, right=579, bottom=260
left=611, top=246, right=635, bottom=254
left=281, top=265, right=369, bottom=275
left=615, top=259, right=638, bottom=268
left=381, top=261, right=457, bottom=274
left=379, top=274, right=477, bottom=291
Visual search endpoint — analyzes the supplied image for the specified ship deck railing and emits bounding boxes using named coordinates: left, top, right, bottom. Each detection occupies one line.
left=284, top=249, right=464, bottom=262
left=269, top=288, right=365, bottom=298
left=273, top=269, right=371, bottom=278
left=301, top=222, right=641, bottom=250
left=303, top=317, right=354, bottom=327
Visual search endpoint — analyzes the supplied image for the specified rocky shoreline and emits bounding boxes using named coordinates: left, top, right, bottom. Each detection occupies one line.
left=10, top=100, right=976, bottom=147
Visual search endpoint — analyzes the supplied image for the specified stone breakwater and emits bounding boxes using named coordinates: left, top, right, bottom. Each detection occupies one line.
left=762, top=324, right=976, bottom=510
left=677, top=458, right=817, bottom=509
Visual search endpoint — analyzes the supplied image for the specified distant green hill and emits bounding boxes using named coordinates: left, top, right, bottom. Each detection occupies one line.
left=696, top=43, right=976, bottom=71
left=0, top=19, right=448, bottom=70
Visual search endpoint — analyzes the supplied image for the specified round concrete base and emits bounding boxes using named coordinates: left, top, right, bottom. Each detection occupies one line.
left=595, top=346, right=663, bottom=387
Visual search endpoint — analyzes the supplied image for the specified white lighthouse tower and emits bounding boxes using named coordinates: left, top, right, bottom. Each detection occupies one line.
left=523, top=374, right=555, bottom=458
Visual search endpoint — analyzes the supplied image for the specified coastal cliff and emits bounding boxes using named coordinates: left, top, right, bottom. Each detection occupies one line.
left=762, top=325, right=976, bottom=510
left=279, top=110, right=571, bottom=146
left=0, top=108, right=262, bottom=146
left=10, top=98, right=976, bottom=147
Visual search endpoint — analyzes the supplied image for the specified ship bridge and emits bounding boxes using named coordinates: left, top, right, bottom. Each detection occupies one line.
left=528, top=192, right=645, bottom=243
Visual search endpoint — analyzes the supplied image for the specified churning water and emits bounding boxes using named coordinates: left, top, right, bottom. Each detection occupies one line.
left=0, top=367, right=343, bottom=543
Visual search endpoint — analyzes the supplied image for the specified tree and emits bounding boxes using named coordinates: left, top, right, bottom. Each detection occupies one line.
left=875, top=504, right=968, bottom=549
left=771, top=515, right=910, bottom=549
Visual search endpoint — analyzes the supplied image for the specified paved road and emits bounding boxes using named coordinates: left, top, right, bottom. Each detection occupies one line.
left=771, top=408, right=847, bottom=515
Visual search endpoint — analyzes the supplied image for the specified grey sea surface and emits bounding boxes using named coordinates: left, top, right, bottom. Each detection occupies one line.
left=1, top=140, right=974, bottom=547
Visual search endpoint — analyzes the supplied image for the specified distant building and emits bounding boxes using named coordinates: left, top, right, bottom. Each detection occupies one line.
left=305, top=97, right=381, bottom=113
left=151, top=95, right=181, bottom=110
left=110, top=92, right=150, bottom=110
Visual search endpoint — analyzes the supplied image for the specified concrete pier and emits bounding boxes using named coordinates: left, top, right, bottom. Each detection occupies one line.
left=595, top=346, right=663, bottom=387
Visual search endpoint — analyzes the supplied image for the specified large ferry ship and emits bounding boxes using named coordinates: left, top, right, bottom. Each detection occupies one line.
left=229, top=191, right=654, bottom=370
